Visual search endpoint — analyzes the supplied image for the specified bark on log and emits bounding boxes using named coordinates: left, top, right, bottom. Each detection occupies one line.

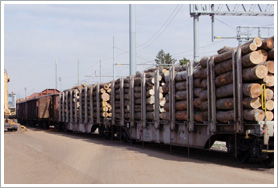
left=201, top=79, right=207, bottom=89
left=193, top=88, right=202, bottom=97
left=162, top=83, right=169, bottom=93
left=176, top=111, right=188, bottom=121
left=162, top=112, right=170, bottom=120
left=164, top=100, right=187, bottom=111
left=241, top=51, right=263, bottom=67
left=175, top=71, right=187, bottom=82
left=176, top=90, right=187, bottom=100
left=242, top=65, right=268, bottom=81
left=214, top=51, right=233, bottom=64
left=217, top=46, right=235, bottom=54
left=241, top=42, right=257, bottom=55
left=200, top=56, right=209, bottom=68
left=193, top=98, right=201, bottom=109
left=265, top=100, right=274, bottom=111
left=194, top=111, right=208, bottom=122
left=215, top=72, right=233, bottom=87
left=268, top=49, right=274, bottom=60
left=199, top=90, right=208, bottom=101
left=134, top=92, right=141, bottom=99
left=216, top=110, right=234, bottom=123
left=216, top=84, right=233, bottom=98
left=200, top=100, right=208, bottom=111
left=264, top=61, right=274, bottom=74
left=242, top=37, right=262, bottom=48
left=193, top=78, right=203, bottom=88
left=242, top=97, right=261, bottom=109
left=193, top=67, right=207, bottom=79
left=260, top=38, right=274, bottom=51
left=214, top=58, right=233, bottom=75
left=243, top=83, right=261, bottom=98
left=176, top=81, right=187, bottom=91
left=134, top=86, right=141, bottom=92
left=243, top=109, right=265, bottom=121
left=216, top=98, right=233, bottom=110
left=134, top=77, right=141, bottom=86
left=265, top=111, right=274, bottom=121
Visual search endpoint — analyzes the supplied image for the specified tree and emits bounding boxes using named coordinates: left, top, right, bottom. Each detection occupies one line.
left=179, top=57, right=190, bottom=65
left=155, top=50, right=176, bottom=67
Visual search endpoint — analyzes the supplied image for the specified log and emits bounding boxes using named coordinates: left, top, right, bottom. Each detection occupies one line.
left=162, top=112, right=170, bottom=120
left=160, top=98, right=166, bottom=106
left=135, top=98, right=141, bottom=105
left=194, top=111, right=208, bottom=122
left=242, top=37, right=262, bottom=48
left=214, top=51, right=233, bottom=64
left=243, top=83, right=261, bottom=98
left=268, top=48, right=274, bottom=60
left=242, top=65, right=268, bottom=81
left=215, top=72, right=233, bottom=87
left=175, top=90, right=187, bottom=100
left=265, top=88, right=274, bottom=100
left=261, top=74, right=274, bottom=87
left=162, top=83, right=169, bottom=93
left=216, top=98, right=233, bottom=110
left=243, top=109, right=265, bottom=121
left=146, top=96, right=155, bottom=104
left=200, top=56, right=209, bottom=68
left=101, top=93, right=110, bottom=101
left=199, top=90, right=208, bottom=101
left=265, top=100, right=274, bottom=111
left=176, top=81, right=187, bottom=91
left=146, top=89, right=155, bottom=96
left=193, top=67, right=207, bottom=79
left=241, top=51, right=263, bottom=67
left=216, top=84, right=233, bottom=98
left=257, top=49, right=268, bottom=63
left=214, top=58, right=233, bottom=75
left=216, top=110, right=234, bottom=123
left=146, top=104, right=154, bottom=112
left=146, top=112, right=154, bottom=120
left=242, top=97, right=261, bottom=109
left=260, top=38, right=274, bottom=50
left=265, top=111, right=274, bottom=121
left=175, top=71, right=187, bottom=82
left=264, top=61, right=274, bottom=74
left=164, top=100, right=187, bottom=111
left=241, top=42, right=257, bottom=55
left=134, top=86, right=141, bottom=92
left=134, top=92, right=141, bottom=99
left=193, top=98, right=201, bottom=109
left=176, top=111, right=188, bottom=121
left=193, top=78, right=203, bottom=88
left=193, top=88, right=202, bottom=97
left=200, top=100, right=208, bottom=111
left=201, top=79, right=207, bottom=89
left=100, top=88, right=106, bottom=94
left=217, top=46, right=235, bottom=54
left=134, top=77, right=141, bottom=86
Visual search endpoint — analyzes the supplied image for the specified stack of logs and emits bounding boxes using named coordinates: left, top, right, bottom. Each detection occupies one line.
left=135, top=68, right=167, bottom=121
left=163, top=66, right=189, bottom=121
left=100, top=83, right=112, bottom=118
left=209, top=36, right=274, bottom=122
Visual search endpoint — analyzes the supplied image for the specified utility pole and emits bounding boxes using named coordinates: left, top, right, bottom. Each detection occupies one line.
left=113, top=36, right=116, bottom=80
left=78, top=60, right=80, bottom=86
left=24, top=87, right=27, bottom=99
left=59, top=77, right=62, bottom=91
left=55, top=59, right=57, bottom=90
left=193, top=14, right=199, bottom=64
left=129, top=4, right=136, bottom=76
left=99, top=60, right=102, bottom=83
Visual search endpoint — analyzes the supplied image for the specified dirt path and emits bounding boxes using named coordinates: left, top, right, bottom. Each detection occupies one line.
left=4, top=128, right=274, bottom=184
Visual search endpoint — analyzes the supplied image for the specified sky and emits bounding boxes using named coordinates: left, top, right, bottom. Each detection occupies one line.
left=3, top=2, right=274, bottom=99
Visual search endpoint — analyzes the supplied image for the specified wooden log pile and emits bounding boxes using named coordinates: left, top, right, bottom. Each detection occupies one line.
left=163, top=66, right=189, bottom=121
left=100, top=83, right=112, bottom=118
left=211, top=36, right=274, bottom=122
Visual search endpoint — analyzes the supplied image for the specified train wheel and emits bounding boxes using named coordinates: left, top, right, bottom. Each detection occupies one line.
left=262, top=153, right=274, bottom=168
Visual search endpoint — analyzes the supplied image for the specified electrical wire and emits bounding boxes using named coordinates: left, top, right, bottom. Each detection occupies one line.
left=137, top=5, right=184, bottom=51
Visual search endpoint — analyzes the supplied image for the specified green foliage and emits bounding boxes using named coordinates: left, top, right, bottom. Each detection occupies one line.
left=179, top=57, right=190, bottom=65
left=155, top=50, right=176, bottom=67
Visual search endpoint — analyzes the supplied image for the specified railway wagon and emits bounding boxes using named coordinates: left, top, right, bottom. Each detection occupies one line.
left=16, top=89, right=60, bottom=128
left=59, top=37, right=274, bottom=164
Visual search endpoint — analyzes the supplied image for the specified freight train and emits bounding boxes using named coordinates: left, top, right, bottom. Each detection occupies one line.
left=16, top=37, right=275, bottom=165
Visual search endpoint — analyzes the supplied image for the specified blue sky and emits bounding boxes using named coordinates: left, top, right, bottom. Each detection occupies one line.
left=3, top=3, right=274, bottom=99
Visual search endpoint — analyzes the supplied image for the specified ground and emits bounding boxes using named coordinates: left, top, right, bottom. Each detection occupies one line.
left=4, top=127, right=274, bottom=184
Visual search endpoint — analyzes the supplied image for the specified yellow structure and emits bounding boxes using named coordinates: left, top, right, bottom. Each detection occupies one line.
left=4, top=69, right=11, bottom=116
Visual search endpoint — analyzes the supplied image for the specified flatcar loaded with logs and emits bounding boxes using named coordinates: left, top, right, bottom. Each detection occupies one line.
left=16, top=36, right=275, bottom=165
